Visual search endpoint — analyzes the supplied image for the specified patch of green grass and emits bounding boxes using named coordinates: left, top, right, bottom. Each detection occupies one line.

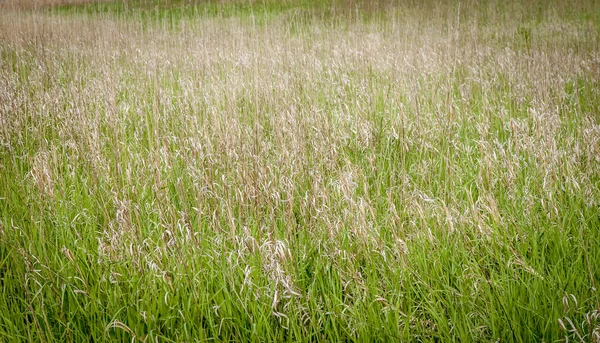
left=1, top=0, right=600, bottom=341
left=51, top=0, right=333, bottom=29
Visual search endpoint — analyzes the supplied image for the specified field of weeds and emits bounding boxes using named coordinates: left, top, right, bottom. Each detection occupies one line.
left=1, top=0, right=600, bottom=341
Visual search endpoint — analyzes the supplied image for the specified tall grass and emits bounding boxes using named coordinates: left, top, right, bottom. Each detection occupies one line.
left=1, top=0, right=599, bottom=341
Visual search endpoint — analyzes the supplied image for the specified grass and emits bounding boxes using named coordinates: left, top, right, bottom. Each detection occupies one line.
left=1, top=0, right=600, bottom=341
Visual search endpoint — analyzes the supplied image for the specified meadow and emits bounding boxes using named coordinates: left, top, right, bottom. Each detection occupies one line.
left=1, top=0, right=600, bottom=341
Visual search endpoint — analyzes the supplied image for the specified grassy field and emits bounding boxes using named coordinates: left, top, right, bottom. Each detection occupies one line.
left=1, top=0, right=600, bottom=341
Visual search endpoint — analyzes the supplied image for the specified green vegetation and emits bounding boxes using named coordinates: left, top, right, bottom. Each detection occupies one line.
left=1, top=0, right=599, bottom=341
